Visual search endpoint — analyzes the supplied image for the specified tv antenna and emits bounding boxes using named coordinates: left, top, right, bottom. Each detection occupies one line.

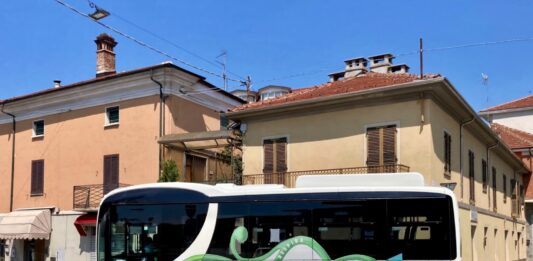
left=216, top=50, right=228, bottom=91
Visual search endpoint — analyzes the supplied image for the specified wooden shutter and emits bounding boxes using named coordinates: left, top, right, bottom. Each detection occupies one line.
left=31, top=160, right=44, bottom=195
left=469, top=151, right=475, bottom=203
left=104, top=155, right=119, bottom=193
left=263, top=140, right=274, bottom=173
left=366, top=127, right=380, bottom=166
left=444, top=132, right=451, bottom=173
left=492, top=167, right=497, bottom=210
left=382, top=125, right=397, bottom=165
left=275, top=138, right=287, bottom=172
left=367, top=125, right=397, bottom=166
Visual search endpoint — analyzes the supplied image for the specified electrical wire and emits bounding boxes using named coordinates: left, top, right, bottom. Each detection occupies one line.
left=55, top=0, right=243, bottom=83
left=109, top=12, right=245, bottom=80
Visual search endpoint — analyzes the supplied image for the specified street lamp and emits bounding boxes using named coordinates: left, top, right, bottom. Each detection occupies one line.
left=88, top=2, right=110, bottom=20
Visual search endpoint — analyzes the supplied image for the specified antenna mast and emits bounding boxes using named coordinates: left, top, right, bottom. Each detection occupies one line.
left=216, top=50, right=228, bottom=91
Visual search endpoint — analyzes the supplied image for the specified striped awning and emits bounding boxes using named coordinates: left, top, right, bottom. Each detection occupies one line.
left=0, top=210, right=51, bottom=240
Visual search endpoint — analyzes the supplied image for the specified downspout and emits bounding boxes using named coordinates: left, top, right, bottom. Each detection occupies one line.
left=460, top=118, right=475, bottom=199
left=151, top=71, right=165, bottom=177
left=487, top=141, right=499, bottom=208
left=1, top=104, right=16, bottom=212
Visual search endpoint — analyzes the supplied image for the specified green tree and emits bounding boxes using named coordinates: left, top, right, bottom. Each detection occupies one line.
left=158, top=159, right=179, bottom=182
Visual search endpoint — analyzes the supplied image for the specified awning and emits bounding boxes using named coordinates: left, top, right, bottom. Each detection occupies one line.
left=74, top=213, right=97, bottom=236
left=0, top=210, right=51, bottom=240
left=158, top=130, right=238, bottom=150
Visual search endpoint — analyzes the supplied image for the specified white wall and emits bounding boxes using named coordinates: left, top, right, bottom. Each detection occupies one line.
left=492, top=109, right=533, bottom=133
left=48, top=213, right=95, bottom=261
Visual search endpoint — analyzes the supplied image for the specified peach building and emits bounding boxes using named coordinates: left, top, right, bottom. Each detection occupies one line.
left=0, top=34, right=242, bottom=261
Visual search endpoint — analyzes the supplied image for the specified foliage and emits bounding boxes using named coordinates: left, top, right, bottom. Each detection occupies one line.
left=221, top=146, right=243, bottom=184
left=158, top=159, right=179, bottom=182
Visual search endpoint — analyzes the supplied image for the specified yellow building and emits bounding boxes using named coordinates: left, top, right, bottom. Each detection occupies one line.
left=0, top=34, right=242, bottom=261
left=227, top=55, right=531, bottom=261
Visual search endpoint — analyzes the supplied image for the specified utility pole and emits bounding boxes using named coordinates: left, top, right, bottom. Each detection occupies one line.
left=244, top=76, right=252, bottom=103
left=419, top=38, right=424, bottom=79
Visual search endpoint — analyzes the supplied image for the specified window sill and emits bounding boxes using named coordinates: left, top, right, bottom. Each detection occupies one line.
left=443, top=171, right=451, bottom=179
left=104, top=122, right=119, bottom=128
left=32, top=135, right=44, bottom=140
left=30, top=193, right=44, bottom=197
left=469, top=199, right=476, bottom=205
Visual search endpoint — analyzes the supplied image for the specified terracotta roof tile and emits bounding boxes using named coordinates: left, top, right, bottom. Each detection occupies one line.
left=491, top=123, right=533, bottom=149
left=481, top=94, right=533, bottom=113
left=231, top=73, right=440, bottom=112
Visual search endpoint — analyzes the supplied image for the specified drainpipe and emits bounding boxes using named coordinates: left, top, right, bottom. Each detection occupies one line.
left=460, top=117, right=475, bottom=199
left=151, top=71, right=165, bottom=177
left=487, top=141, right=499, bottom=208
left=1, top=104, right=16, bottom=212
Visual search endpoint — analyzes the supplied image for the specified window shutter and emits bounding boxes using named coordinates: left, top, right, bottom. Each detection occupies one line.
left=366, top=127, right=380, bottom=166
left=31, top=161, right=38, bottom=194
left=263, top=140, right=274, bottom=173
left=31, top=160, right=44, bottom=195
left=382, top=125, right=397, bottom=165
left=275, top=138, right=287, bottom=172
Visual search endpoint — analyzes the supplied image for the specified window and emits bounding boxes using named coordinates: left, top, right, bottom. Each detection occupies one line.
left=33, top=120, right=44, bottom=137
left=482, top=159, right=487, bottom=193
left=511, top=179, right=518, bottom=217
left=503, top=175, right=507, bottom=203
left=105, top=106, right=119, bottom=125
left=468, top=150, right=475, bottom=204
left=103, top=154, right=119, bottom=194
left=220, top=115, right=229, bottom=130
left=492, top=167, right=497, bottom=211
left=367, top=125, right=397, bottom=169
left=263, top=137, right=287, bottom=178
left=443, top=131, right=451, bottom=175
left=31, top=160, right=44, bottom=195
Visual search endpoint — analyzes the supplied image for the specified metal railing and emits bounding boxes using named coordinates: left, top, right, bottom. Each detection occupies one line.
left=73, top=183, right=130, bottom=210
left=242, top=164, right=410, bottom=188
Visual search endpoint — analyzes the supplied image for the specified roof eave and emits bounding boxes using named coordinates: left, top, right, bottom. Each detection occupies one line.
left=226, top=78, right=443, bottom=119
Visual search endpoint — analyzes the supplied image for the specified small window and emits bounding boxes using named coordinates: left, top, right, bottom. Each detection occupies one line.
left=31, top=160, right=44, bottom=196
left=482, top=159, right=487, bottom=193
left=443, top=131, right=451, bottom=175
left=468, top=150, right=475, bottom=204
left=33, top=120, right=44, bottom=137
left=503, top=175, right=507, bottom=203
left=105, top=106, right=119, bottom=125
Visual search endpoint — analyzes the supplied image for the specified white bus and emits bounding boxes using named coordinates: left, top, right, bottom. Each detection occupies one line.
left=97, top=173, right=460, bottom=261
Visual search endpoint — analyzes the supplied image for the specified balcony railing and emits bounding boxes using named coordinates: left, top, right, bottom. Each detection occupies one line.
left=242, top=164, right=410, bottom=188
left=73, top=184, right=130, bottom=210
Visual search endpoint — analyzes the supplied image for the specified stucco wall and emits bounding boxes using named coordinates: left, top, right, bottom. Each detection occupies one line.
left=241, top=99, right=433, bottom=183
left=492, top=109, right=533, bottom=134
left=0, top=96, right=161, bottom=212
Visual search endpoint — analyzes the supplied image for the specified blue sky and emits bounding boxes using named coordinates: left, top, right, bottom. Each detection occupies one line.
left=1, top=0, right=533, bottom=111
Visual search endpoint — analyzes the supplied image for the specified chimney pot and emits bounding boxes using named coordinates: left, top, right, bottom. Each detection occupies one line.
left=368, top=53, right=394, bottom=73
left=53, top=80, right=61, bottom=88
left=95, top=33, right=117, bottom=77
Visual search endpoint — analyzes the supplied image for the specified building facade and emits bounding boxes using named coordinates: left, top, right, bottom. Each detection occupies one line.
left=480, top=95, right=533, bottom=260
left=0, top=34, right=242, bottom=261
left=227, top=55, right=531, bottom=261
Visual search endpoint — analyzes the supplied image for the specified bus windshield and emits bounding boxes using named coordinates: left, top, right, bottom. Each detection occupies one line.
left=98, top=194, right=456, bottom=261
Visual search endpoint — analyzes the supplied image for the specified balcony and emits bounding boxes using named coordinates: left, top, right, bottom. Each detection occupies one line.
left=73, top=184, right=130, bottom=210
left=242, top=164, right=410, bottom=188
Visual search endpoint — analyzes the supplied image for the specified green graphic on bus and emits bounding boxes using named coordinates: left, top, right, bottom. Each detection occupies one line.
left=184, top=226, right=403, bottom=261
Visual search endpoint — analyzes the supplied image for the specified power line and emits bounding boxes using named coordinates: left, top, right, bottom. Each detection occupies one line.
left=109, top=11, right=245, bottom=80
left=54, top=0, right=242, bottom=83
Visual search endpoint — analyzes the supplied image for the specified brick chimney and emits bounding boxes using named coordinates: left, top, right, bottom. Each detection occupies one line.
left=95, top=33, right=117, bottom=77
